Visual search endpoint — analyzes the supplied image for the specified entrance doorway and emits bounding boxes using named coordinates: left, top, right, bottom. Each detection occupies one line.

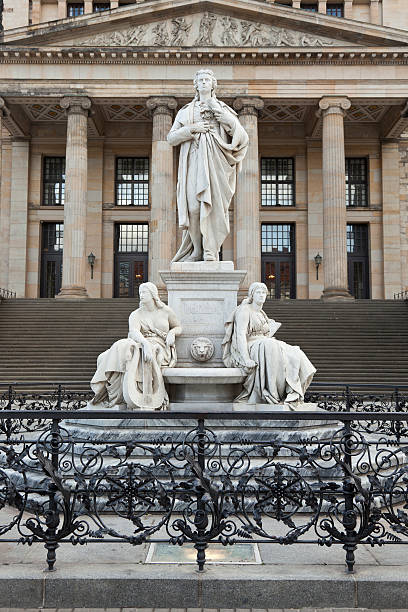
left=40, top=223, right=63, bottom=297
left=347, top=224, right=370, bottom=299
left=114, top=224, right=148, bottom=298
left=261, top=224, right=296, bottom=299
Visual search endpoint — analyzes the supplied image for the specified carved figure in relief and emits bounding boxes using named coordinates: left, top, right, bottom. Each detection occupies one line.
left=222, top=283, right=316, bottom=405
left=220, top=16, right=238, bottom=46
left=171, top=17, right=191, bottom=45
left=152, top=22, right=169, bottom=46
left=167, top=69, right=248, bottom=262
left=191, top=337, right=215, bottom=362
left=195, top=12, right=217, bottom=46
left=91, top=282, right=182, bottom=410
left=241, top=21, right=269, bottom=46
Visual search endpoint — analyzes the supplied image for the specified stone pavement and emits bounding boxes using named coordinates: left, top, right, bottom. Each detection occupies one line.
left=0, top=608, right=406, bottom=611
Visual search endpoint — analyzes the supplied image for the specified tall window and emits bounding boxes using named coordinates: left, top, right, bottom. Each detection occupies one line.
left=261, top=158, right=295, bottom=207
left=115, top=157, right=149, bottom=206
left=326, top=3, right=344, bottom=17
left=346, top=158, right=368, bottom=207
left=261, top=224, right=296, bottom=300
left=114, top=224, right=149, bottom=298
left=347, top=224, right=370, bottom=299
left=43, top=157, right=65, bottom=206
left=117, top=224, right=149, bottom=254
left=67, top=3, right=84, bottom=16
left=301, top=2, right=318, bottom=10
left=93, top=2, right=110, bottom=11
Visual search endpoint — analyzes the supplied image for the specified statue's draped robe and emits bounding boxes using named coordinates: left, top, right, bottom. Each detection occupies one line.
left=90, top=321, right=176, bottom=410
left=222, top=305, right=316, bottom=405
left=168, top=98, right=248, bottom=261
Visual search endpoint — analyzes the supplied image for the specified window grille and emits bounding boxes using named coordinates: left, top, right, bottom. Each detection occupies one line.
left=326, top=3, right=344, bottom=17
left=116, top=224, right=149, bottom=253
left=42, top=157, right=65, bottom=206
left=347, top=224, right=368, bottom=255
left=261, top=158, right=295, bottom=207
left=115, top=158, right=149, bottom=206
left=93, top=2, right=110, bottom=11
left=67, top=3, right=84, bottom=17
left=261, top=224, right=293, bottom=254
left=346, top=158, right=368, bottom=207
left=42, top=223, right=64, bottom=252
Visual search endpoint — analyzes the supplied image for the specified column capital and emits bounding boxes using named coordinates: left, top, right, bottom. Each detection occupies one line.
left=61, top=96, right=92, bottom=116
left=318, top=96, right=351, bottom=117
left=146, top=96, right=177, bottom=117
left=233, top=97, right=264, bottom=117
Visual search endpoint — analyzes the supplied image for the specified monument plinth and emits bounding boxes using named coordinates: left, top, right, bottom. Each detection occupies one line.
left=160, top=261, right=246, bottom=369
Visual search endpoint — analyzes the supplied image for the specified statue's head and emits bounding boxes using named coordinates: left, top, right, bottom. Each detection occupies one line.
left=193, top=69, right=217, bottom=98
left=246, top=282, right=268, bottom=304
left=138, top=282, right=165, bottom=309
left=190, top=337, right=215, bottom=362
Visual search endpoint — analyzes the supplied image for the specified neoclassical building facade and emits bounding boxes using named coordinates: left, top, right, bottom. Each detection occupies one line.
left=0, top=0, right=407, bottom=300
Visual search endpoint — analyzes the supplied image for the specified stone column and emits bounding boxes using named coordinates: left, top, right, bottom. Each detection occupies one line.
left=146, top=96, right=177, bottom=287
left=57, top=96, right=91, bottom=299
left=84, top=0, right=93, bottom=14
left=58, top=0, right=66, bottom=19
left=8, top=139, right=30, bottom=298
left=319, top=96, right=352, bottom=301
left=370, top=0, right=380, bottom=24
left=110, top=0, right=119, bottom=8
left=233, top=97, right=264, bottom=288
left=344, top=0, right=353, bottom=19
left=292, top=0, right=301, bottom=8
left=318, top=0, right=327, bottom=14
left=382, top=140, right=402, bottom=298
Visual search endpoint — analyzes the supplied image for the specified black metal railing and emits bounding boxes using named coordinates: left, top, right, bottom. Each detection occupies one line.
left=0, top=382, right=407, bottom=573
left=0, top=288, right=16, bottom=300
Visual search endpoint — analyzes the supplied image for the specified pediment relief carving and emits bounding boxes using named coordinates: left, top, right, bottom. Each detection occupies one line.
left=74, top=13, right=347, bottom=48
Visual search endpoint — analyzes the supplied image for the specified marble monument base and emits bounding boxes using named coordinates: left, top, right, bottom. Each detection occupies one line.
left=160, top=261, right=246, bottom=368
left=163, top=366, right=244, bottom=403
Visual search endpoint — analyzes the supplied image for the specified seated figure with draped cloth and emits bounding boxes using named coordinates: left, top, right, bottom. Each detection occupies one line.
left=222, top=282, right=316, bottom=406
left=90, top=282, right=182, bottom=410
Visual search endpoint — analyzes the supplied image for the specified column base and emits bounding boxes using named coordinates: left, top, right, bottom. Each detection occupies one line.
left=56, top=285, right=89, bottom=299
left=321, top=286, right=354, bottom=302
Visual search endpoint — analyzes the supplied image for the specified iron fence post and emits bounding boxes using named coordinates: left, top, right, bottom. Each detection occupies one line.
left=195, top=417, right=208, bottom=572
left=342, top=418, right=357, bottom=572
left=44, top=417, right=61, bottom=571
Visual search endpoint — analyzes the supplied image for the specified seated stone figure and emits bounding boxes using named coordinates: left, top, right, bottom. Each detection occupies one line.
left=91, top=282, right=182, bottom=410
left=222, top=282, right=316, bottom=405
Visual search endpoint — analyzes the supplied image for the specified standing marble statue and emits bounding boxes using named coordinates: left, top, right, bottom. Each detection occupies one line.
left=91, top=282, right=182, bottom=410
left=222, top=283, right=316, bottom=405
left=167, top=69, right=249, bottom=262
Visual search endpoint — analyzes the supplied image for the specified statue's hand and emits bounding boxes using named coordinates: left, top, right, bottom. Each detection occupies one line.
left=190, top=121, right=211, bottom=134
left=166, top=329, right=176, bottom=347
left=212, top=108, right=234, bottom=129
left=143, top=342, right=153, bottom=363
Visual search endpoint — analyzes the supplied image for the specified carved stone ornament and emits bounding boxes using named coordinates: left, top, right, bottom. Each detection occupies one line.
left=190, top=337, right=215, bottom=362
left=78, top=14, right=342, bottom=48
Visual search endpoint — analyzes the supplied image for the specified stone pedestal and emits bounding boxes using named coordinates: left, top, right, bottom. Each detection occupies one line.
left=160, top=261, right=246, bottom=368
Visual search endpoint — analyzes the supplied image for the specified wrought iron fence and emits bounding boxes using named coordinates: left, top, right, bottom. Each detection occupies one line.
left=0, top=288, right=16, bottom=299
left=0, top=382, right=407, bottom=573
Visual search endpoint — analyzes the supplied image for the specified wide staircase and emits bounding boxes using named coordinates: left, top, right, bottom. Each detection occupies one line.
left=0, top=297, right=407, bottom=387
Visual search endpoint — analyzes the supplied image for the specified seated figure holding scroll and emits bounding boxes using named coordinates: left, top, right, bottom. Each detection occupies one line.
left=91, top=282, right=182, bottom=410
left=222, top=282, right=316, bottom=405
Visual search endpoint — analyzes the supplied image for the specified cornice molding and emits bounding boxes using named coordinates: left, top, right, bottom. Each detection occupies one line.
left=0, top=47, right=408, bottom=66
